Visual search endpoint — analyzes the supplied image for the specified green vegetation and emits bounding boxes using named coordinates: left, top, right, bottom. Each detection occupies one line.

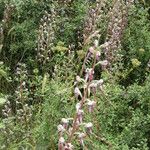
left=0, top=0, right=150, bottom=149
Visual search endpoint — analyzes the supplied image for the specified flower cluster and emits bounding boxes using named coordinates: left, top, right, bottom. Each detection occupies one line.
left=101, top=0, right=133, bottom=64
left=57, top=40, right=106, bottom=149
left=1, top=63, right=33, bottom=148
left=14, top=63, right=32, bottom=124
left=83, top=0, right=106, bottom=45
left=0, top=3, right=14, bottom=51
left=36, top=9, right=56, bottom=67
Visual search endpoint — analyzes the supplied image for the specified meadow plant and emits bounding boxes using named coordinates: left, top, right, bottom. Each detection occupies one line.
left=57, top=39, right=112, bottom=149
left=57, top=0, right=136, bottom=149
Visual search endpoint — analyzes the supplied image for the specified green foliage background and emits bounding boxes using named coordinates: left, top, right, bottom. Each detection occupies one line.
left=0, top=0, right=150, bottom=149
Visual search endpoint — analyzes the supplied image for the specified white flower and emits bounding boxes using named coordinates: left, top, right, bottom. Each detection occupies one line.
left=59, top=137, right=65, bottom=143
left=85, top=122, right=93, bottom=134
left=57, top=124, right=65, bottom=133
left=89, top=47, right=95, bottom=54
left=85, top=122, right=93, bottom=128
left=100, top=60, right=108, bottom=66
left=77, top=109, right=84, bottom=123
left=85, top=68, right=94, bottom=81
left=58, top=137, right=65, bottom=150
left=94, top=39, right=99, bottom=47
left=87, top=100, right=96, bottom=113
left=61, top=118, right=69, bottom=129
left=65, top=143, right=74, bottom=150
left=97, top=79, right=104, bottom=85
left=78, top=132, right=86, bottom=146
left=74, top=87, right=82, bottom=99
left=76, top=103, right=81, bottom=112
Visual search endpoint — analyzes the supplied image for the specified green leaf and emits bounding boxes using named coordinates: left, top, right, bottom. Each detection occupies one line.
left=0, top=97, right=6, bottom=106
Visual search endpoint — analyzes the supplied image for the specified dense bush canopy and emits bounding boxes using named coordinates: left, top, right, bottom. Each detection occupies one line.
left=0, top=0, right=150, bottom=149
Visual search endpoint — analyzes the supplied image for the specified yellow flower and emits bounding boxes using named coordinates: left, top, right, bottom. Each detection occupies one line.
left=139, top=48, right=145, bottom=53
left=131, top=58, right=141, bottom=68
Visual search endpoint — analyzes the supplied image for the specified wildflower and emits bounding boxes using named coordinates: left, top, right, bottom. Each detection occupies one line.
left=96, top=51, right=100, bottom=60
left=64, top=143, right=74, bottom=150
left=76, top=76, right=85, bottom=83
left=78, top=132, right=86, bottom=146
left=87, top=100, right=96, bottom=113
left=76, top=76, right=81, bottom=82
left=76, top=103, right=81, bottom=112
left=57, top=124, right=65, bottom=133
left=77, top=109, right=84, bottom=123
left=131, top=58, right=141, bottom=68
left=97, top=79, right=104, bottom=85
left=100, top=60, right=108, bottom=69
left=74, top=87, right=82, bottom=99
left=61, top=118, right=69, bottom=129
left=85, top=122, right=93, bottom=134
left=58, top=137, right=65, bottom=150
left=85, top=68, right=94, bottom=81
left=89, top=47, right=95, bottom=54
left=94, top=39, right=99, bottom=47
left=89, top=82, right=97, bottom=93
left=97, top=79, right=104, bottom=91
